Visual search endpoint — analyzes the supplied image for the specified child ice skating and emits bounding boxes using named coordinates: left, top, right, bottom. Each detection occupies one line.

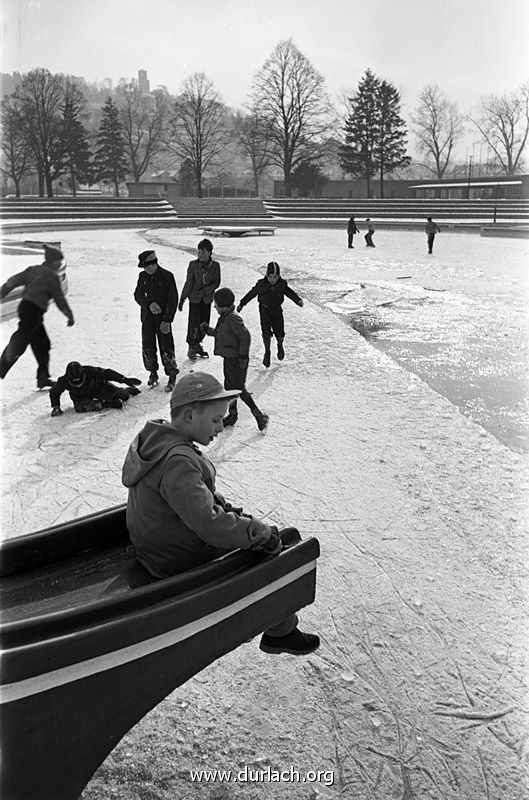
left=134, top=250, right=179, bottom=392
left=347, top=215, right=360, bottom=248
left=0, top=245, right=74, bottom=388
left=121, top=370, right=319, bottom=656
left=425, top=217, right=441, bottom=254
left=365, top=219, right=376, bottom=247
left=201, top=287, right=269, bottom=432
left=237, top=262, right=303, bottom=367
left=178, top=239, right=221, bottom=361
left=49, top=362, right=141, bottom=415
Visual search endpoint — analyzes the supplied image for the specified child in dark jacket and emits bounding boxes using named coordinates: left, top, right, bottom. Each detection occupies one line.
left=201, top=287, right=268, bottom=432
left=49, top=361, right=141, bottom=415
left=237, top=262, right=303, bottom=367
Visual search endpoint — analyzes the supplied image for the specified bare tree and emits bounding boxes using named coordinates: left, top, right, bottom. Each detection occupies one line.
left=250, top=39, right=333, bottom=196
left=412, top=85, right=464, bottom=178
left=117, top=81, right=171, bottom=182
left=13, top=68, right=67, bottom=196
left=469, top=84, right=529, bottom=175
left=0, top=96, right=33, bottom=196
left=233, top=107, right=274, bottom=194
left=168, top=73, right=229, bottom=198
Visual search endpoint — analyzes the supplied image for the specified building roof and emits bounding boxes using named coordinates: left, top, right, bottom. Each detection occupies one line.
left=410, top=180, right=522, bottom=189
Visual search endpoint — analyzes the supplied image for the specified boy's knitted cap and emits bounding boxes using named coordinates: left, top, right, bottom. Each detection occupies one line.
left=44, top=245, right=64, bottom=263
left=65, top=361, right=85, bottom=387
left=266, top=261, right=280, bottom=276
left=138, top=250, right=157, bottom=267
left=214, top=287, right=235, bottom=307
left=170, top=371, right=240, bottom=410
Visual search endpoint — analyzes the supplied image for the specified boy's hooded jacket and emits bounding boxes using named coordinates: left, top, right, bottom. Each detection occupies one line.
left=122, top=420, right=271, bottom=577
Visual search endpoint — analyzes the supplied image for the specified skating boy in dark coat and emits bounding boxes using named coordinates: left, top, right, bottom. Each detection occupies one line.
left=0, top=245, right=75, bottom=388
left=134, top=250, right=179, bottom=392
left=347, top=215, right=360, bottom=247
left=237, top=262, right=303, bottom=367
left=365, top=219, right=376, bottom=247
left=121, top=370, right=319, bottom=655
left=49, top=361, right=142, bottom=415
left=178, top=239, right=221, bottom=361
left=201, top=287, right=268, bottom=431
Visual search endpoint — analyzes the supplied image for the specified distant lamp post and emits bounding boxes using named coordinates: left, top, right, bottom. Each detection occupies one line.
left=467, top=155, right=473, bottom=199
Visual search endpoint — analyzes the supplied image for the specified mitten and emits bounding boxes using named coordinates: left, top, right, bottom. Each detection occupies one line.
left=260, top=526, right=282, bottom=556
left=67, top=317, right=75, bottom=327
left=51, top=407, right=63, bottom=417
left=236, top=303, right=243, bottom=313
left=297, top=299, right=304, bottom=307
left=160, top=321, right=171, bottom=335
left=124, top=377, right=142, bottom=386
left=178, top=301, right=184, bottom=312
left=149, top=302, right=161, bottom=314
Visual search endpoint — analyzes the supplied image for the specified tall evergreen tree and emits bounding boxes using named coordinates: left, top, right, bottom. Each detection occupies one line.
left=375, top=80, right=411, bottom=197
left=339, top=70, right=410, bottom=197
left=62, top=83, right=92, bottom=196
left=339, top=69, right=379, bottom=198
left=94, top=97, right=129, bottom=196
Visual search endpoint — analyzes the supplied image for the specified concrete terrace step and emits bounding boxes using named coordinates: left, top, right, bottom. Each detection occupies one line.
left=171, top=198, right=271, bottom=218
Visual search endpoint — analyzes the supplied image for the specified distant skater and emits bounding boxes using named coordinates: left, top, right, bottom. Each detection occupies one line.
left=237, top=262, right=303, bottom=368
left=425, top=217, right=441, bottom=254
left=0, top=245, right=74, bottom=388
left=50, top=361, right=142, bottom=415
left=347, top=215, right=360, bottom=248
left=179, top=238, right=221, bottom=361
left=201, top=287, right=269, bottom=432
left=365, top=219, right=376, bottom=247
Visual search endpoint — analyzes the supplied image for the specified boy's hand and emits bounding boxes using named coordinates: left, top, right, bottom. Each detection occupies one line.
left=297, top=300, right=304, bottom=307
left=124, top=377, right=142, bottom=386
left=199, top=321, right=209, bottom=335
left=149, top=302, right=162, bottom=314
left=260, top=527, right=282, bottom=556
left=160, top=321, right=171, bottom=334
left=178, top=301, right=184, bottom=312
left=236, top=303, right=243, bottom=313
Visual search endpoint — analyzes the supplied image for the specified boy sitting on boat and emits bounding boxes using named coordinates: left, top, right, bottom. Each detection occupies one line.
left=121, top=371, right=319, bottom=656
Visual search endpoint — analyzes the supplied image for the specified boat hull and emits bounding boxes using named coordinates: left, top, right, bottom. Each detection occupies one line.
left=0, top=505, right=319, bottom=800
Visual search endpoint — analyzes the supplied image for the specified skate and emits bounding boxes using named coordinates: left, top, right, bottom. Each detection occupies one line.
left=263, top=348, right=271, bottom=368
left=222, top=410, right=238, bottom=428
left=37, top=377, right=54, bottom=390
left=147, top=371, right=159, bottom=387
left=253, top=410, right=269, bottom=434
left=277, top=340, right=285, bottom=361
left=195, top=343, right=209, bottom=359
left=187, top=348, right=198, bottom=361
left=164, top=376, right=176, bottom=393
left=103, top=398, right=124, bottom=409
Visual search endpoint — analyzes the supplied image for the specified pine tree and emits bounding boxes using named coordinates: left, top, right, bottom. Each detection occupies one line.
left=374, top=81, right=410, bottom=197
left=62, top=84, right=92, bottom=196
left=339, top=69, right=380, bottom=198
left=94, top=97, right=129, bottom=196
left=339, top=69, right=410, bottom=198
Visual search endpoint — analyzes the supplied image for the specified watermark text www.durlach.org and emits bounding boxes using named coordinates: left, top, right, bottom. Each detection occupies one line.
left=190, top=765, right=335, bottom=786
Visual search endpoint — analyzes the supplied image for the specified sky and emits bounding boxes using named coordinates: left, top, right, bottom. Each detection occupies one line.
left=1, top=0, right=528, bottom=157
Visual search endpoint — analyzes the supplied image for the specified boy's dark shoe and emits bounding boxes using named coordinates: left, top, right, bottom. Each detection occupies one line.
left=259, top=628, right=320, bottom=656
left=195, top=343, right=209, bottom=358
left=263, top=348, right=271, bottom=368
left=187, top=348, right=198, bottom=361
left=147, top=371, right=159, bottom=387
left=164, top=378, right=176, bottom=393
left=277, top=340, right=285, bottom=360
left=223, top=409, right=238, bottom=427
left=104, top=398, right=124, bottom=409
left=37, top=377, right=54, bottom=389
left=127, top=386, right=141, bottom=396
left=253, top=410, right=269, bottom=433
